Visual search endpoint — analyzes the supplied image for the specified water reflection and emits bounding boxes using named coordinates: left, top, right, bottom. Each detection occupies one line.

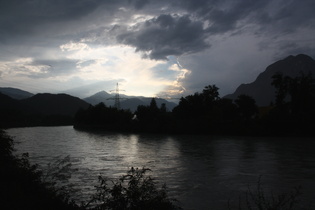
left=7, top=127, right=315, bottom=210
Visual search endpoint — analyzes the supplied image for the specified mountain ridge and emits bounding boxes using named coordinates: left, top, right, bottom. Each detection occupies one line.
left=0, top=87, right=34, bottom=99
left=0, top=93, right=90, bottom=127
left=224, top=54, right=315, bottom=106
left=21, top=93, right=90, bottom=116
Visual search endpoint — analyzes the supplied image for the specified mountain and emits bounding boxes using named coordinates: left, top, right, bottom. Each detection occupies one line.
left=0, top=92, right=26, bottom=112
left=120, top=98, right=146, bottom=111
left=0, top=87, right=34, bottom=99
left=224, top=54, right=315, bottom=106
left=84, top=91, right=177, bottom=112
left=0, top=92, right=91, bottom=127
left=84, top=91, right=114, bottom=106
left=21, top=93, right=90, bottom=116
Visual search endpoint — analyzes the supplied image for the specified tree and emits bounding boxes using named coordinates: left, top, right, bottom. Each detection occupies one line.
left=271, top=72, right=315, bottom=114
left=202, top=85, right=220, bottom=102
left=271, top=73, right=289, bottom=108
left=149, top=98, right=158, bottom=111
left=74, top=103, right=133, bottom=130
left=134, top=98, right=174, bottom=132
left=288, top=73, right=314, bottom=114
left=160, top=103, right=167, bottom=113
left=235, top=95, right=258, bottom=120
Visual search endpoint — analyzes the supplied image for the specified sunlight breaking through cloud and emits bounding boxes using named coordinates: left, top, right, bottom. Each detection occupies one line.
left=0, top=0, right=314, bottom=97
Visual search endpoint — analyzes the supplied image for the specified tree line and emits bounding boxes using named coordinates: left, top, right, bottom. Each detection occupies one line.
left=74, top=73, right=315, bottom=136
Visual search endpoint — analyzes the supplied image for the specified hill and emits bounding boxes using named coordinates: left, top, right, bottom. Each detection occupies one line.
left=0, top=92, right=24, bottom=110
left=84, top=91, right=113, bottom=106
left=0, top=87, right=34, bottom=99
left=21, top=93, right=90, bottom=116
left=0, top=93, right=90, bottom=127
left=224, top=54, right=315, bottom=106
left=0, top=93, right=30, bottom=127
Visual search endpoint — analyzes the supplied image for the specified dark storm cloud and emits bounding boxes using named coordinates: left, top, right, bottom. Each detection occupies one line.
left=1, top=0, right=314, bottom=59
left=250, top=0, right=315, bottom=37
left=0, top=0, right=102, bottom=37
left=117, top=14, right=210, bottom=60
left=129, top=0, right=150, bottom=10
left=113, top=0, right=315, bottom=60
left=1, top=0, right=315, bottom=97
left=175, top=0, right=315, bottom=33
left=0, top=0, right=144, bottom=42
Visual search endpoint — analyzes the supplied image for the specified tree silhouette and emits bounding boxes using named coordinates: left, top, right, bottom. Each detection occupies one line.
left=235, top=94, right=258, bottom=120
left=288, top=73, right=314, bottom=114
left=202, top=85, right=220, bottom=102
left=74, top=103, right=133, bottom=131
left=271, top=73, right=290, bottom=108
left=134, top=98, right=174, bottom=132
left=172, top=85, right=223, bottom=132
left=271, top=72, right=315, bottom=114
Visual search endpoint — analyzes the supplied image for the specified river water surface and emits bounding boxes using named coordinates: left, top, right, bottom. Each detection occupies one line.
left=7, top=126, right=315, bottom=209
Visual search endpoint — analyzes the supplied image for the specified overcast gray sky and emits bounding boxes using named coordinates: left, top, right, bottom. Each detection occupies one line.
left=1, top=0, right=314, bottom=98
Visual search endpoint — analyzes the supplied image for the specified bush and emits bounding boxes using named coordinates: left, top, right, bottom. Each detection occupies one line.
left=0, top=129, right=79, bottom=210
left=88, top=167, right=181, bottom=210
left=230, top=177, right=303, bottom=210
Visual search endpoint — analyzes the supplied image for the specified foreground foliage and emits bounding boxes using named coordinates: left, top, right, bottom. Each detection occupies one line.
left=0, top=130, right=78, bottom=210
left=88, top=167, right=181, bottom=210
left=233, top=178, right=303, bottom=210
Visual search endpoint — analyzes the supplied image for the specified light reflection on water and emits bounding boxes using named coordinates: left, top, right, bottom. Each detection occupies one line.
left=7, top=126, right=315, bottom=210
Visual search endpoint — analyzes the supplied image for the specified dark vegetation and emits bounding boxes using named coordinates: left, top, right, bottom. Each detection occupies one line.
left=74, top=72, right=315, bottom=136
left=264, top=73, right=315, bottom=135
left=74, top=103, right=133, bottom=131
left=229, top=178, right=303, bottom=210
left=88, top=167, right=181, bottom=210
left=0, top=129, right=78, bottom=210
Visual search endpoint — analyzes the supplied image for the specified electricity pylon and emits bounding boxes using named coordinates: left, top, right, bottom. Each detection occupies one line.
left=109, top=83, right=125, bottom=109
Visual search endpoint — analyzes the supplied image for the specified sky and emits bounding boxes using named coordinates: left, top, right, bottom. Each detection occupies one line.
left=0, top=0, right=315, bottom=99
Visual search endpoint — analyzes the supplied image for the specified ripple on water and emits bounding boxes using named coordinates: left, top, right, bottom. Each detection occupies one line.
left=8, top=126, right=315, bottom=210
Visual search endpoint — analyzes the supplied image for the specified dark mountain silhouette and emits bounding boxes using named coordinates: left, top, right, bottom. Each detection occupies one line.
left=0, top=87, right=34, bottom=99
left=21, top=93, right=90, bottom=116
left=0, top=92, right=91, bottom=127
left=84, top=91, right=177, bottom=112
left=84, top=91, right=113, bottom=106
left=225, top=54, right=315, bottom=106
left=0, top=92, right=23, bottom=110
left=120, top=98, right=146, bottom=111
left=0, top=93, right=34, bottom=127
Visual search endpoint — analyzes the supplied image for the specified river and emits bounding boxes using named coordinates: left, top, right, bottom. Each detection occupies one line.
left=7, top=126, right=315, bottom=209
